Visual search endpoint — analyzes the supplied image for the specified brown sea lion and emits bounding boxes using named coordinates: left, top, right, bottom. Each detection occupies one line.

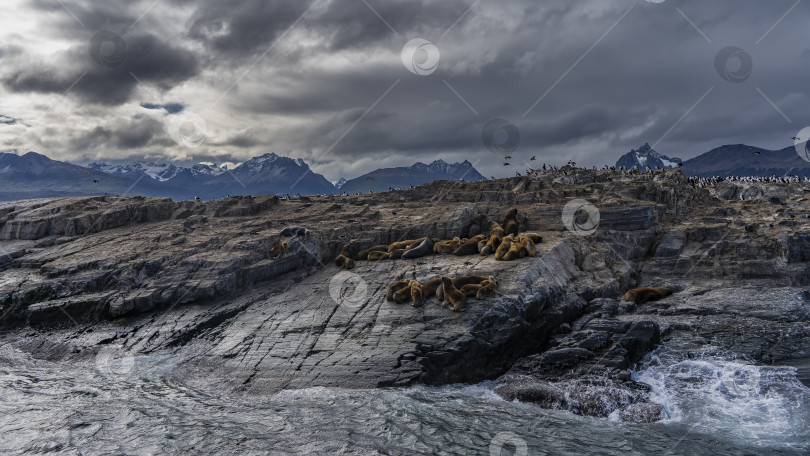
left=453, top=235, right=486, bottom=256
left=521, top=232, right=543, bottom=244
left=489, top=221, right=506, bottom=238
left=476, top=281, right=497, bottom=299
left=434, top=237, right=461, bottom=254
left=388, top=239, right=422, bottom=253
left=421, top=277, right=443, bottom=299
left=393, top=280, right=415, bottom=304
left=441, top=276, right=466, bottom=311
left=515, top=235, right=536, bottom=258
left=502, top=240, right=521, bottom=261
left=623, top=287, right=673, bottom=304
left=367, top=251, right=390, bottom=261
left=356, top=245, right=389, bottom=261
left=502, top=208, right=519, bottom=236
left=267, top=242, right=289, bottom=259
left=334, top=255, right=355, bottom=270
left=386, top=280, right=412, bottom=301
left=410, top=281, right=424, bottom=307
left=495, top=235, right=514, bottom=261
left=459, top=283, right=483, bottom=297
left=389, top=248, right=408, bottom=259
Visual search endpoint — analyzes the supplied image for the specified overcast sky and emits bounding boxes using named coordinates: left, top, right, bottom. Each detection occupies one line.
left=0, top=0, right=808, bottom=180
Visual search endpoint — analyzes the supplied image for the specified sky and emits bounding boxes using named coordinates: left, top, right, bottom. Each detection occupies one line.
left=0, top=0, right=808, bottom=181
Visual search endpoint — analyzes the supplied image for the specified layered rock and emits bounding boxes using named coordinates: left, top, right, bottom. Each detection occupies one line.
left=1, top=168, right=809, bottom=423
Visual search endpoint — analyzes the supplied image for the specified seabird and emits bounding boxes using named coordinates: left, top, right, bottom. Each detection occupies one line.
left=753, top=151, right=760, bottom=155
left=503, top=162, right=510, bottom=166
left=530, top=156, right=536, bottom=161
left=791, top=137, right=801, bottom=141
left=504, top=155, right=512, bottom=160
left=92, top=179, right=100, bottom=184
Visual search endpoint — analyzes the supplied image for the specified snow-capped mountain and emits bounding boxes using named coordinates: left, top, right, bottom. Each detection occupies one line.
left=616, top=143, right=683, bottom=170
left=87, top=161, right=226, bottom=182
left=339, top=159, right=487, bottom=194
left=334, top=178, right=348, bottom=189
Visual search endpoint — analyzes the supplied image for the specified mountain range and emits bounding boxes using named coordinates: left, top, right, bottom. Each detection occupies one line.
left=0, top=152, right=488, bottom=202
left=338, top=160, right=487, bottom=193
left=616, top=143, right=682, bottom=170
left=616, top=142, right=810, bottom=178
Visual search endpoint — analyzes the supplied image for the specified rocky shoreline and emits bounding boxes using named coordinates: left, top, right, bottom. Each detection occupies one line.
left=1, top=167, right=809, bottom=423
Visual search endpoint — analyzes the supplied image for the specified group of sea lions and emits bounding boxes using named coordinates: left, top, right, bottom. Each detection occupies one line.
left=386, top=275, right=498, bottom=311
left=333, top=208, right=542, bottom=270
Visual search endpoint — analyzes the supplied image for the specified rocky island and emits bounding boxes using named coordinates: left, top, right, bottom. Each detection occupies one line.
left=1, top=167, right=809, bottom=428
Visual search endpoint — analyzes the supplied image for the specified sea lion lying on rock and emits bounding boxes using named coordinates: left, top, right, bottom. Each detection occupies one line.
left=334, top=255, right=355, bottom=270
left=440, top=276, right=466, bottom=311
left=622, top=287, right=673, bottom=304
left=401, top=237, right=435, bottom=259
left=386, top=280, right=412, bottom=301
left=367, top=251, right=390, bottom=261
left=453, top=235, right=486, bottom=256
left=267, top=242, right=288, bottom=259
left=356, top=245, right=389, bottom=261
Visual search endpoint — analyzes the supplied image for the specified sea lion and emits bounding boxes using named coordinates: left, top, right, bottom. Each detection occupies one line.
left=515, top=235, right=536, bottom=258
left=393, top=281, right=414, bottom=304
left=401, top=238, right=434, bottom=259
left=623, top=287, right=673, bottom=304
left=441, top=276, right=466, bottom=312
left=453, top=275, right=494, bottom=288
left=434, top=237, right=461, bottom=254
left=367, top=251, right=390, bottom=261
left=476, top=280, right=498, bottom=299
left=453, top=235, right=486, bottom=256
left=477, top=239, right=488, bottom=253
left=459, top=283, right=483, bottom=298
left=389, top=248, right=408, bottom=259
left=267, top=242, right=288, bottom=259
left=388, top=239, right=422, bottom=253
left=521, top=232, right=543, bottom=244
left=280, top=226, right=310, bottom=237
left=495, top=235, right=514, bottom=261
left=489, top=221, right=506, bottom=238
left=386, top=280, right=412, bottom=301
left=340, top=243, right=351, bottom=257
left=356, top=245, right=389, bottom=261
left=502, top=208, right=519, bottom=236
left=421, top=277, right=443, bottom=298
left=502, top=240, right=521, bottom=261
left=410, top=281, right=424, bottom=307
left=334, top=255, right=355, bottom=270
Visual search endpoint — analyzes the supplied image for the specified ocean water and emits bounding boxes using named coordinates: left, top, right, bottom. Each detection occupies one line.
left=1, top=344, right=808, bottom=456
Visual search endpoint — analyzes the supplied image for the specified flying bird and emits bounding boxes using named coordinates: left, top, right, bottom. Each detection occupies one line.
left=530, top=156, right=536, bottom=161
left=504, top=155, right=512, bottom=160
left=92, top=179, right=100, bottom=184
left=792, top=137, right=801, bottom=141
left=503, top=162, right=510, bottom=166
left=366, top=177, right=374, bottom=181
left=752, top=151, right=760, bottom=155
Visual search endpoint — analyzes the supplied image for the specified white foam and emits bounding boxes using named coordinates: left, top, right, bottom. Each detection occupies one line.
left=633, top=349, right=810, bottom=448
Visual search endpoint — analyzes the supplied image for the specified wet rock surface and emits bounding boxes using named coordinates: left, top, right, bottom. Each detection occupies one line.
left=1, top=168, right=809, bottom=422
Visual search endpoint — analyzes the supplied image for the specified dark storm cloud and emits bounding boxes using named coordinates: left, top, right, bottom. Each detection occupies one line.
left=1, top=0, right=808, bottom=180
left=2, top=33, right=200, bottom=106
left=69, top=117, right=164, bottom=150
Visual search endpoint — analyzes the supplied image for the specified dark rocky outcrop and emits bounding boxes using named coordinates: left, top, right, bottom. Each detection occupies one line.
left=1, top=168, right=809, bottom=422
